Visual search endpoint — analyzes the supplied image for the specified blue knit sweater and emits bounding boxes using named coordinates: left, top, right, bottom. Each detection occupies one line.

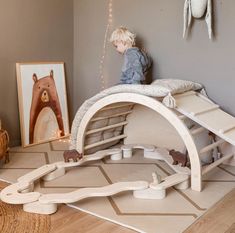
left=120, top=47, right=152, bottom=84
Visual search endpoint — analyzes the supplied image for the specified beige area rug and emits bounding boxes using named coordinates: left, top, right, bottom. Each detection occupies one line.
left=0, top=139, right=235, bottom=233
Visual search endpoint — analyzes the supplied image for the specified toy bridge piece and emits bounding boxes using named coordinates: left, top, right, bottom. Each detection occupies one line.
left=0, top=148, right=122, bottom=205
left=0, top=164, right=57, bottom=204
left=121, top=144, right=155, bottom=158
left=133, top=173, right=189, bottom=200
left=43, top=148, right=122, bottom=181
left=24, top=181, right=148, bottom=215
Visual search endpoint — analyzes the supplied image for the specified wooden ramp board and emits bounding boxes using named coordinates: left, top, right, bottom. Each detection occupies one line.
left=150, top=173, right=189, bottom=190
left=174, top=91, right=235, bottom=147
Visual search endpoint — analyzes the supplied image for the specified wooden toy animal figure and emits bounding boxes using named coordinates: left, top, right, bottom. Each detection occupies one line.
left=183, top=0, right=212, bottom=39
left=63, top=149, right=83, bottom=162
left=29, top=70, right=65, bottom=144
left=169, top=149, right=188, bottom=167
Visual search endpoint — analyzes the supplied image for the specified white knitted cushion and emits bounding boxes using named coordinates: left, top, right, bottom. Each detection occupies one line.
left=151, top=79, right=203, bottom=95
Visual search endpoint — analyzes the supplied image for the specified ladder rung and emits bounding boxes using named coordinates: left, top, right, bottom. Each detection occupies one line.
left=202, top=153, right=234, bottom=175
left=100, top=103, right=134, bottom=112
left=175, top=91, right=196, bottom=98
left=91, top=110, right=133, bottom=122
left=86, top=121, right=128, bottom=135
left=190, top=127, right=206, bottom=136
left=84, top=134, right=127, bottom=150
left=178, top=115, right=187, bottom=120
left=199, top=139, right=225, bottom=155
left=219, top=125, right=235, bottom=134
left=191, top=105, right=219, bottom=116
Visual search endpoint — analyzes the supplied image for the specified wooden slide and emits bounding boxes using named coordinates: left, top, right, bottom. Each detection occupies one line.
left=173, top=91, right=235, bottom=175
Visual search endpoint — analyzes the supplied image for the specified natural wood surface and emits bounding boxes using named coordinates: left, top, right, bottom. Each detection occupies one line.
left=0, top=181, right=135, bottom=233
left=184, top=188, right=235, bottom=233
left=50, top=204, right=135, bottom=233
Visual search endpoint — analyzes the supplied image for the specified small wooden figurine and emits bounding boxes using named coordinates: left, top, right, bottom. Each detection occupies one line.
left=152, top=172, right=162, bottom=185
left=169, top=149, right=188, bottom=167
left=63, top=149, right=83, bottom=162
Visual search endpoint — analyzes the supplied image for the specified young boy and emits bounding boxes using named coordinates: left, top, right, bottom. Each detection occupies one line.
left=110, top=27, right=152, bottom=84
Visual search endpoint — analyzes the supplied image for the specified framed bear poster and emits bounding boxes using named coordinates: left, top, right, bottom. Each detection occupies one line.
left=16, top=62, right=70, bottom=147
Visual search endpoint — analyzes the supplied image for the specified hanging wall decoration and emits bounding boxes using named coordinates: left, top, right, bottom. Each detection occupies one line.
left=183, top=0, right=213, bottom=39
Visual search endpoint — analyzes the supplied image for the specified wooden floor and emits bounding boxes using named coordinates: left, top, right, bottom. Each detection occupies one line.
left=1, top=181, right=235, bottom=233
left=184, top=188, right=235, bottom=233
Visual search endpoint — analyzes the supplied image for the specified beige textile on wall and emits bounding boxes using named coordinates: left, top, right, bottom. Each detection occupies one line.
left=183, top=0, right=212, bottom=39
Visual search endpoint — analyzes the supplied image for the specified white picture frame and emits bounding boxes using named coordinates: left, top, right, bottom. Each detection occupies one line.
left=16, top=62, right=70, bottom=147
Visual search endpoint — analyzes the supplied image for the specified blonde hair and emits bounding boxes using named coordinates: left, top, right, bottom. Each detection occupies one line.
left=110, top=27, right=136, bottom=46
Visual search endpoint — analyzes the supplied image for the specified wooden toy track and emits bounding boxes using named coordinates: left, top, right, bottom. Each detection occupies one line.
left=0, top=147, right=190, bottom=214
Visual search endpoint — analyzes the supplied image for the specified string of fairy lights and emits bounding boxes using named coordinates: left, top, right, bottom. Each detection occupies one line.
left=57, top=1, right=113, bottom=144
left=99, top=0, right=113, bottom=90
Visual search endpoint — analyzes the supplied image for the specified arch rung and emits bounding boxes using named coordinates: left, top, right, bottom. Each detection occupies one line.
left=199, top=139, right=225, bottom=155
left=90, top=110, right=133, bottom=122
left=178, top=114, right=187, bottom=120
left=84, top=134, right=127, bottom=150
left=85, top=121, right=128, bottom=135
left=190, top=127, right=206, bottom=135
left=202, top=153, right=234, bottom=175
left=100, top=103, right=135, bottom=112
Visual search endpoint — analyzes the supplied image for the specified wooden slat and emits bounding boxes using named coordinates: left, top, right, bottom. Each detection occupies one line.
left=219, top=124, right=235, bottom=134
left=190, top=127, right=206, bottom=136
left=202, top=153, right=234, bottom=175
left=191, top=105, right=219, bottom=116
left=178, top=114, right=187, bottom=120
left=84, top=134, right=127, bottom=150
left=99, top=103, right=134, bottom=112
left=85, top=121, right=128, bottom=135
left=90, top=110, right=133, bottom=122
left=199, top=139, right=225, bottom=155
left=175, top=91, right=196, bottom=98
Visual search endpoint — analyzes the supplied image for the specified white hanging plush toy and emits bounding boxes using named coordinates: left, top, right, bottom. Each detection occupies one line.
left=183, top=0, right=212, bottom=39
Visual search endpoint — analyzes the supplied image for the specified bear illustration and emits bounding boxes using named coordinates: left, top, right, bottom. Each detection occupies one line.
left=29, top=70, right=65, bottom=144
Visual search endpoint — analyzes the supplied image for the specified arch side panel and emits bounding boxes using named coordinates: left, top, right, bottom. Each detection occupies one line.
left=75, top=93, right=202, bottom=191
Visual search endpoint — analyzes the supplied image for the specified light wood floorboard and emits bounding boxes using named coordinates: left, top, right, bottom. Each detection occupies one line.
left=184, top=188, right=235, bottom=233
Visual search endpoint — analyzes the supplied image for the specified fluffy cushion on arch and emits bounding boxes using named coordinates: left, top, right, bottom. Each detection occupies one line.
left=151, top=79, right=203, bottom=95
left=151, top=79, right=204, bottom=108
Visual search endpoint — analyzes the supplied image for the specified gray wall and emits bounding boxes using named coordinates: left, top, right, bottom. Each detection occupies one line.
left=74, top=0, right=235, bottom=115
left=1, top=0, right=235, bottom=146
left=0, top=0, right=73, bottom=145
